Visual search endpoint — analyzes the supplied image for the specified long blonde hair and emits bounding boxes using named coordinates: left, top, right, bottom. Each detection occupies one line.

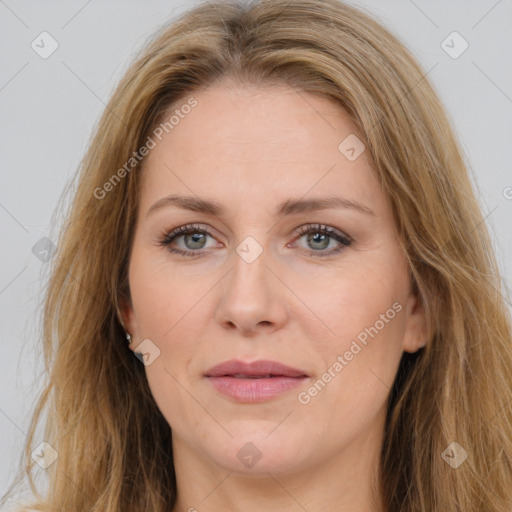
left=3, top=0, right=512, bottom=510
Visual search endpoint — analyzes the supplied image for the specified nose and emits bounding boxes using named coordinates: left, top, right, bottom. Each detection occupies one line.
left=214, top=242, right=289, bottom=337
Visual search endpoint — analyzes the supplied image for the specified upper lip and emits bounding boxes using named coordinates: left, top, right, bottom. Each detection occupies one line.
left=204, top=359, right=309, bottom=378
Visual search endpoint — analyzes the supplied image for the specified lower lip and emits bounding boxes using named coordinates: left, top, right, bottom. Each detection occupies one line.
left=206, top=376, right=308, bottom=403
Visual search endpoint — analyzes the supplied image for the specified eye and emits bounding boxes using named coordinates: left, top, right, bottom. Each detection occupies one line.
left=290, top=223, right=352, bottom=256
left=158, top=223, right=352, bottom=258
left=158, top=224, right=218, bottom=258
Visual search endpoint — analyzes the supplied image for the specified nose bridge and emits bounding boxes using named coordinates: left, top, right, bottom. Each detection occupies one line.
left=229, top=234, right=271, bottom=299
left=214, top=233, right=288, bottom=334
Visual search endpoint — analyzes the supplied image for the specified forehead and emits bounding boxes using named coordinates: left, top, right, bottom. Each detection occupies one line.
left=138, top=82, right=386, bottom=218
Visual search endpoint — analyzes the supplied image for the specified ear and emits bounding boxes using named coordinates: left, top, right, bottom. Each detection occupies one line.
left=117, top=294, right=138, bottom=352
left=401, top=290, right=429, bottom=353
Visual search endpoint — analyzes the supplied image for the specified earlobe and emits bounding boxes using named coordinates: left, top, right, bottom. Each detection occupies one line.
left=117, top=294, right=137, bottom=350
left=402, top=292, right=429, bottom=354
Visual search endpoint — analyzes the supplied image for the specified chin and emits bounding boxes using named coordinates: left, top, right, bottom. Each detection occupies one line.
left=202, top=429, right=314, bottom=476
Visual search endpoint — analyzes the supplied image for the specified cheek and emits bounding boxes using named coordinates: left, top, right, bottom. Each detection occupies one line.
left=298, top=279, right=405, bottom=438
left=128, top=254, right=210, bottom=413
left=129, top=248, right=211, bottom=339
left=295, top=259, right=408, bottom=419
left=301, top=260, right=407, bottom=350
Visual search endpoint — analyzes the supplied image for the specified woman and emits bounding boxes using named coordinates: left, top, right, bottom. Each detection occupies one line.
left=3, top=0, right=512, bottom=510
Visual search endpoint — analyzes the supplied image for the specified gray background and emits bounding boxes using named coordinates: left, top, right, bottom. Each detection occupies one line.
left=1, top=0, right=511, bottom=502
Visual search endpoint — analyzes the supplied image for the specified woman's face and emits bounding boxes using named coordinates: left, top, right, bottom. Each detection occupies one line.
left=122, top=81, right=427, bottom=478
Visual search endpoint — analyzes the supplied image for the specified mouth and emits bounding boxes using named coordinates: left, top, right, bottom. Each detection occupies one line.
left=204, top=359, right=309, bottom=403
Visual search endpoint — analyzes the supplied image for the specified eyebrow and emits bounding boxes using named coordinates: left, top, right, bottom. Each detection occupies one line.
left=146, top=194, right=376, bottom=218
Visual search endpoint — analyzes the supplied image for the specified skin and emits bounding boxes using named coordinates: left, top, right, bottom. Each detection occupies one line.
left=121, top=79, right=428, bottom=512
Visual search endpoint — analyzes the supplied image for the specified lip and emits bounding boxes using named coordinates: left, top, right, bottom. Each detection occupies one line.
left=204, top=359, right=309, bottom=403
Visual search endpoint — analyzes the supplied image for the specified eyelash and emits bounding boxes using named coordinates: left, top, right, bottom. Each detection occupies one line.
left=158, top=223, right=352, bottom=258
